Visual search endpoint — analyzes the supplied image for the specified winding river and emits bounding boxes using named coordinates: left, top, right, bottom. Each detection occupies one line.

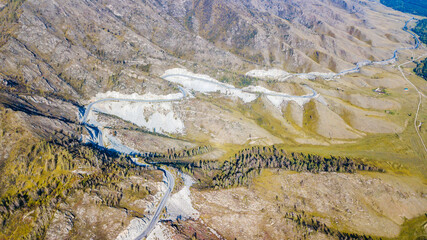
left=80, top=17, right=423, bottom=240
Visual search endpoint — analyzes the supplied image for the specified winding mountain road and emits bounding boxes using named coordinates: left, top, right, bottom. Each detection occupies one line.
left=135, top=167, right=175, bottom=239
left=337, top=18, right=420, bottom=76
left=81, top=87, right=186, bottom=239
left=79, top=17, right=426, bottom=239
left=398, top=55, right=427, bottom=154
left=80, top=74, right=320, bottom=239
left=273, top=18, right=421, bottom=80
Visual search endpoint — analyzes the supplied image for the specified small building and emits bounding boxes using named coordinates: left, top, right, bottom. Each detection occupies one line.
left=404, top=88, right=409, bottom=91
left=373, top=87, right=386, bottom=94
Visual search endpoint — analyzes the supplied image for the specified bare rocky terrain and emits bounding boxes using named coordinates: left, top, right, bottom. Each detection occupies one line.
left=1, top=0, right=424, bottom=147
left=0, top=0, right=427, bottom=239
left=193, top=170, right=427, bottom=239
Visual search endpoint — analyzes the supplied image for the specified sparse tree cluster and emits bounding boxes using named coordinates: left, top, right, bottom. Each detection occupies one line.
left=141, top=145, right=212, bottom=161
left=165, top=145, right=212, bottom=160
left=179, top=159, right=220, bottom=179
left=0, top=136, right=155, bottom=239
left=208, top=146, right=383, bottom=188
left=100, top=192, right=123, bottom=207
left=285, top=212, right=375, bottom=240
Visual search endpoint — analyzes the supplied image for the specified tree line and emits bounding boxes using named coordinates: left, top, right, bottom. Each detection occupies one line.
left=213, top=146, right=383, bottom=188
left=172, top=145, right=383, bottom=189
left=140, top=145, right=212, bottom=161
left=0, top=136, right=158, bottom=239
left=165, top=145, right=212, bottom=160
left=285, top=212, right=377, bottom=240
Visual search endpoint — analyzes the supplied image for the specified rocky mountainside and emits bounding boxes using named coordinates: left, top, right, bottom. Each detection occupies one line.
left=0, top=0, right=419, bottom=145
left=1, top=0, right=427, bottom=239
left=0, top=0, right=416, bottom=98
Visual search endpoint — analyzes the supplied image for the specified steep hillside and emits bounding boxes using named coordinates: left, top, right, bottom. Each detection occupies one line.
left=0, top=0, right=427, bottom=239
left=0, top=107, right=164, bottom=239
left=0, top=0, right=418, bottom=100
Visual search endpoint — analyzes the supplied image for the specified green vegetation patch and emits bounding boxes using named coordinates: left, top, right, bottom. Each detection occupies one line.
left=380, top=0, right=427, bottom=17
left=285, top=211, right=380, bottom=240
left=219, top=74, right=258, bottom=87
left=0, top=136, right=156, bottom=239
left=412, top=19, right=427, bottom=45
left=397, top=213, right=427, bottom=240
left=414, top=57, right=427, bottom=80
left=0, top=107, right=160, bottom=239
left=0, top=0, right=27, bottom=47
left=162, top=145, right=384, bottom=189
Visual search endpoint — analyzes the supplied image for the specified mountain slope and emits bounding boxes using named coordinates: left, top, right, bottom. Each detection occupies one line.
left=0, top=0, right=427, bottom=239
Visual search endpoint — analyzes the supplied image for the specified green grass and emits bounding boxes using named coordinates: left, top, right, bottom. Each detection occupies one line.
left=188, top=81, right=427, bottom=179
left=396, top=214, right=427, bottom=240
left=302, top=100, right=319, bottom=133
left=280, top=136, right=423, bottom=175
